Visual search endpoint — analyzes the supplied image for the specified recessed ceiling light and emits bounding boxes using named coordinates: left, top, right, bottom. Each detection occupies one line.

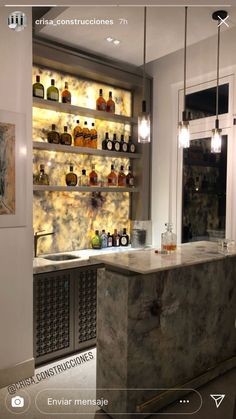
left=113, top=39, right=120, bottom=45
left=106, top=37, right=114, bottom=42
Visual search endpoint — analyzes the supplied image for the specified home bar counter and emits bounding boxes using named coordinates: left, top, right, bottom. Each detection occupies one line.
left=92, top=241, right=236, bottom=417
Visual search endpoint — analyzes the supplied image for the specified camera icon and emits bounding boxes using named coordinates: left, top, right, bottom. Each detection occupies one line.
left=11, top=396, right=24, bottom=408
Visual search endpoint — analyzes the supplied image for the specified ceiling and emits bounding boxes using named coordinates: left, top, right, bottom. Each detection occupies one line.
left=35, top=6, right=236, bottom=66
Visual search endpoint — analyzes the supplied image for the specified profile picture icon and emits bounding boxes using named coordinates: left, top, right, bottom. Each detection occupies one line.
left=8, top=11, right=27, bottom=32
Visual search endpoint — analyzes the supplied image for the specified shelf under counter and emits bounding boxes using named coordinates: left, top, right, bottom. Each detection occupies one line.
left=33, top=185, right=139, bottom=193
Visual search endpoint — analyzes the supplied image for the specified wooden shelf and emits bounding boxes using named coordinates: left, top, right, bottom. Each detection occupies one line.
left=33, top=97, right=137, bottom=125
left=33, top=141, right=141, bottom=159
left=33, top=185, right=139, bottom=193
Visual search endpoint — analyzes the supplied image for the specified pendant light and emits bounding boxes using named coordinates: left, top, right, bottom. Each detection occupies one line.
left=138, top=6, right=151, bottom=144
left=178, top=6, right=190, bottom=149
left=211, top=10, right=227, bottom=153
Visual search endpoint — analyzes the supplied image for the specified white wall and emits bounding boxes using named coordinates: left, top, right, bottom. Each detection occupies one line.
left=0, top=8, right=33, bottom=383
left=147, top=26, right=236, bottom=246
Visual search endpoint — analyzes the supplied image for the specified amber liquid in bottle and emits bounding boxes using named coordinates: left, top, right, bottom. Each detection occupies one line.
left=96, top=88, right=106, bottom=111
left=118, top=165, right=126, bottom=187
left=90, top=123, right=97, bottom=149
left=60, top=126, right=72, bottom=145
left=66, top=165, right=77, bottom=186
left=73, top=120, right=84, bottom=147
left=106, top=91, right=115, bottom=113
left=61, top=81, right=71, bottom=104
left=89, top=164, right=98, bottom=186
left=126, top=166, right=134, bottom=187
left=112, top=229, right=120, bottom=247
left=47, top=124, right=60, bottom=144
left=83, top=121, right=91, bottom=148
left=33, top=75, right=44, bottom=98
left=107, top=164, right=117, bottom=186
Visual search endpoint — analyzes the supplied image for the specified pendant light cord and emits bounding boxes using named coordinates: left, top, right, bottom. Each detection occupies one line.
left=143, top=6, right=147, bottom=100
left=216, top=23, right=220, bottom=123
left=183, top=6, right=188, bottom=119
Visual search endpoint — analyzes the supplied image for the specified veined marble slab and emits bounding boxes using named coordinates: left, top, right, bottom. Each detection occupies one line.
left=92, top=241, right=236, bottom=274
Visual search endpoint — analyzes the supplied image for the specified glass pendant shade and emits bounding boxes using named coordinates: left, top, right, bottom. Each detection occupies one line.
left=211, top=127, right=222, bottom=153
left=178, top=120, right=190, bottom=148
left=138, top=100, right=151, bottom=143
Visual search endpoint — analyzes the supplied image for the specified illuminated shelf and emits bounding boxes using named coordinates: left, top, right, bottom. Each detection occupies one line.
left=33, top=185, right=139, bottom=193
left=33, top=97, right=137, bottom=125
left=33, top=141, right=141, bottom=159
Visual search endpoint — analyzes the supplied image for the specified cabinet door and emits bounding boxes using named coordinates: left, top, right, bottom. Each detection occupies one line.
left=74, top=267, right=97, bottom=351
left=34, top=270, right=74, bottom=365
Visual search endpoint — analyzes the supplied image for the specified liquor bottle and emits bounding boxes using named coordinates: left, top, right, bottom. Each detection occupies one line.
left=90, top=123, right=97, bottom=149
left=66, top=165, right=77, bottom=186
left=107, top=232, right=113, bottom=247
left=96, top=88, right=106, bottom=111
left=37, top=164, right=49, bottom=185
left=91, top=230, right=102, bottom=249
left=120, top=134, right=128, bottom=152
left=113, top=133, right=121, bottom=152
left=79, top=169, right=89, bottom=186
left=61, top=81, right=71, bottom=104
left=47, top=79, right=59, bottom=102
left=60, top=126, right=72, bottom=146
left=161, top=223, right=177, bottom=252
left=126, top=166, right=134, bottom=187
left=47, top=124, right=60, bottom=144
left=112, top=229, right=120, bottom=247
left=100, top=230, right=108, bottom=248
left=118, top=165, right=126, bottom=187
left=83, top=121, right=91, bottom=147
left=107, top=164, right=117, bottom=186
left=128, top=136, right=136, bottom=153
left=33, top=75, right=44, bottom=99
left=89, top=164, right=98, bottom=186
left=102, top=132, right=113, bottom=151
left=120, top=228, right=129, bottom=246
left=73, top=120, right=84, bottom=147
left=106, top=91, right=115, bottom=113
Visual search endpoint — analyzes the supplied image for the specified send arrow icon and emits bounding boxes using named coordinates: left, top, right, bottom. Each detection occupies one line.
left=210, top=394, right=225, bottom=408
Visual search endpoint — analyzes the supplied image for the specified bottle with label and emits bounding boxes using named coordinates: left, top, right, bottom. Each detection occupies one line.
left=100, top=230, right=108, bottom=248
left=66, top=165, right=77, bottom=186
left=90, top=123, right=97, bottom=149
left=91, top=230, right=102, bottom=249
left=83, top=121, right=91, bottom=147
left=107, top=232, right=113, bottom=247
left=89, top=164, right=98, bottom=186
left=61, top=81, right=71, bottom=104
left=60, top=126, right=72, bottom=146
left=33, top=75, right=44, bottom=99
left=120, top=228, right=129, bottom=246
left=47, top=79, right=59, bottom=102
left=112, top=229, right=120, bottom=247
left=47, top=124, right=60, bottom=144
left=37, top=164, right=49, bottom=185
left=113, top=134, right=121, bottom=152
left=96, top=88, right=106, bottom=111
left=102, top=132, right=113, bottom=151
left=107, top=164, right=117, bottom=186
left=128, top=136, right=136, bottom=153
left=73, top=120, right=84, bottom=147
left=126, top=166, right=135, bottom=187
left=106, top=91, right=115, bottom=113
left=161, top=223, right=177, bottom=252
left=120, top=134, right=128, bottom=153
left=118, top=165, right=127, bottom=187
left=79, top=169, right=89, bottom=186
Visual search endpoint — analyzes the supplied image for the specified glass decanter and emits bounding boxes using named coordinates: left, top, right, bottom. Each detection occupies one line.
left=161, top=223, right=177, bottom=252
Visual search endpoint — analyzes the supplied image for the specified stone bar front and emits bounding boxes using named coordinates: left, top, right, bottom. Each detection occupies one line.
left=93, top=242, right=236, bottom=417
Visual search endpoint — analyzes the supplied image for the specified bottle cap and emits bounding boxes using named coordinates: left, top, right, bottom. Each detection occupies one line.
left=114, top=229, right=117, bottom=233
left=128, top=136, right=131, bottom=141
left=65, top=81, right=68, bottom=88
left=95, top=230, right=99, bottom=234
left=99, top=88, right=103, bottom=95
left=111, top=164, right=114, bottom=170
left=70, top=165, right=73, bottom=171
left=102, top=229, right=105, bottom=233
left=36, top=75, right=40, bottom=82
left=105, top=132, right=109, bottom=138
left=51, top=79, right=55, bottom=85
left=109, top=91, right=112, bottom=97
left=123, top=228, right=127, bottom=233
left=128, top=166, right=131, bottom=171
left=64, top=126, right=68, bottom=132
left=92, top=164, right=95, bottom=170
left=113, top=133, right=117, bottom=140
left=76, top=119, right=80, bottom=123
left=84, top=121, right=88, bottom=126
left=120, top=165, right=124, bottom=170
left=92, top=123, right=95, bottom=127
left=40, top=164, right=45, bottom=170
left=121, top=134, right=124, bottom=141
left=82, top=169, right=86, bottom=175
left=52, top=124, right=56, bottom=130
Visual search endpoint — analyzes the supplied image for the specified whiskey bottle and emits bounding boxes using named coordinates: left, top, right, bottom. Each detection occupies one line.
left=47, top=79, right=59, bottom=102
left=33, top=75, right=44, bottom=99
left=113, top=133, right=121, bottom=152
left=73, top=120, right=84, bottom=147
left=112, top=229, right=120, bottom=247
left=60, top=126, right=72, bottom=146
left=106, top=91, right=115, bottom=113
left=47, top=124, right=60, bottom=144
left=89, top=164, right=98, bottom=186
left=107, top=232, right=113, bottom=247
left=128, top=136, right=136, bottom=153
left=79, top=169, right=89, bottom=186
left=100, top=230, right=108, bottom=248
left=91, top=230, right=102, bottom=249
left=120, top=134, right=128, bottom=152
left=126, top=166, right=134, bottom=187
left=102, top=132, right=113, bottom=151
left=118, top=165, right=126, bottom=187
left=90, top=122, right=97, bottom=149
left=107, top=164, right=117, bottom=186
left=120, top=228, right=129, bottom=246
left=38, top=164, right=49, bottom=185
left=83, top=121, right=91, bottom=147
left=96, top=88, right=106, bottom=111
left=61, top=81, right=71, bottom=104
left=66, top=165, right=77, bottom=186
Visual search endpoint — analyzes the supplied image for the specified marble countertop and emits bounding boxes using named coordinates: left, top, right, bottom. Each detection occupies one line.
left=91, top=241, right=236, bottom=274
